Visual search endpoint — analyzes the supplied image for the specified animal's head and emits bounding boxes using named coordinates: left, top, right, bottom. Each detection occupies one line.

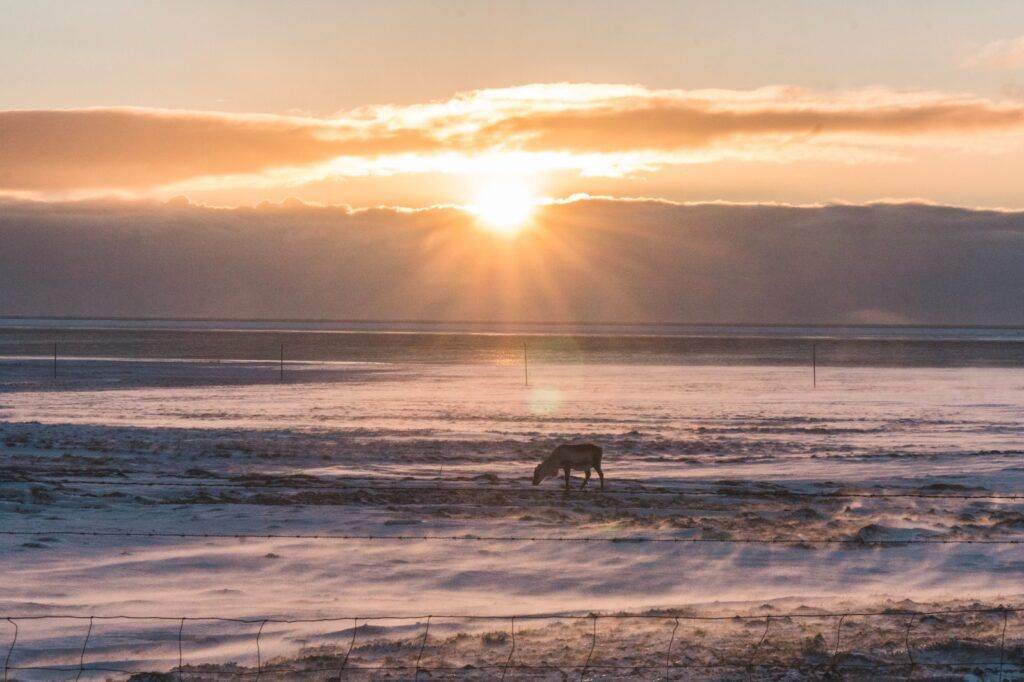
left=532, top=461, right=558, bottom=486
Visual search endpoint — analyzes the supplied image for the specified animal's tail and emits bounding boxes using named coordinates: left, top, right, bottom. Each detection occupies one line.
left=593, top=445, right=603, bottom=466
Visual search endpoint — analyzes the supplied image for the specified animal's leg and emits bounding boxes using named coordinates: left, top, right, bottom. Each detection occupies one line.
left=563, top=465, right=571, bottom=491
left=581, top=468, right=591, bottom=489
left=596, top=465, right=605, bottom=490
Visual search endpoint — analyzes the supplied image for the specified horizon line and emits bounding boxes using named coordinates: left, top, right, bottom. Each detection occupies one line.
left=2, top=315, right=1022, bottom=332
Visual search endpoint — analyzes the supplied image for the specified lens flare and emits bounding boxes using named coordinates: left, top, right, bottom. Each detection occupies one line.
left=528, top=386, right=563, bottom=415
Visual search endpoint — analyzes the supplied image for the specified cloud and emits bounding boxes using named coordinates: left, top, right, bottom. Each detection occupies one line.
left=966, top=36, right=1024, bottom=70
left=4, top=84, right=1024, bottom=196
left=0, top=107, right=440, bottom=192
left=476, top=96, right=1024, bottom=152
left=1, top=196, right=1021, bottom=326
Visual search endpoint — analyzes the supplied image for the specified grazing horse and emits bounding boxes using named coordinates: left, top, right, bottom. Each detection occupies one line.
left=532, top=443, right=604, bottom=491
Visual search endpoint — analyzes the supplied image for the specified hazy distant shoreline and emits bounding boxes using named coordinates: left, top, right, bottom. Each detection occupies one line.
left=1, top=321, right=1023, bottom=368
left=2, top=316, right=1023, bottom=341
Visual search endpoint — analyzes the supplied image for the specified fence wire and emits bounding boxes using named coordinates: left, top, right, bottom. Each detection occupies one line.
left=2, top=606, right=1021, bottom=680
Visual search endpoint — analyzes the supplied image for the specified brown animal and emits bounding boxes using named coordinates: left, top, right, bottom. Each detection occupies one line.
left=532, top=443, right=604, bottom=491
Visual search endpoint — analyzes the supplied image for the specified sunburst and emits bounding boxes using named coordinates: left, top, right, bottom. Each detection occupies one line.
left=468, top=179, right=537, bottom=235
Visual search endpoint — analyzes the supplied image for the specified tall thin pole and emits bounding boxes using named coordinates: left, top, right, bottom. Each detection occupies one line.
left=523, top=341, right=529, bottom=387
left=279, top=343, right=284, bottom=382
left=812, top=342, right=817, bottom=389
left=53, top=342, right=57, bottom=379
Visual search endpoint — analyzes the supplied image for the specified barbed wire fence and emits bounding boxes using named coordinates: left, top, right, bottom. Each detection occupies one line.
left=2, top=606, right=1022, bottom=680
left=7, top=334, right=1024, bottom=400
left=7, top=470, right=1024, bottom=675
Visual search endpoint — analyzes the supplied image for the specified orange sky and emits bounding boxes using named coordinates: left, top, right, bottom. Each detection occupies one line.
left=5, top=2, right=1024, bottom=211
left=5, top=83, right=1024, bottom=211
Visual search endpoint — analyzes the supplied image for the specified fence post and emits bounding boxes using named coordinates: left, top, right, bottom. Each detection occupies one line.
left=338, top=617, right=358, bottom=676
left=74, top=616, right=93, bottom=682
left=177, top=618, right=185, bottom=682
left=279, top=344, right=284, bottom=382
left=580, top=615, right=597, bottom=680
left=523, top=341, right=529, bottom=387
left=254, top=620, right=267, bottom=681
left=812, top=342, right=817, bottom=389
left=832, top=615, right=845, bottom=664
left=415, top=616, right=431, bottom=679
left=3, top=617, right=17, bottom=682
left=500, top=616, right=516, bottom=682
left=904, top=615, right=916, bottom=673
left=665, top=617, right=680, bottom=670
left=53, top=342, right=57, bottom=379
left=748, top=615, right=771, bottom=679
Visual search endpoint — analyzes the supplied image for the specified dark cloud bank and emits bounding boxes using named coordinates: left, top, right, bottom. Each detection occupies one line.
left=0, top=197, right=1021, bottom=325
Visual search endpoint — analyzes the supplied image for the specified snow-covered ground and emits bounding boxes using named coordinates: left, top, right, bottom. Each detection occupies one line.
left=2, top=358, right=1024, bottom=678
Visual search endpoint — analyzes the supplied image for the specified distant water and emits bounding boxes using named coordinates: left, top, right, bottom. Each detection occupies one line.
left=0, top=318, right=1022, bottom=366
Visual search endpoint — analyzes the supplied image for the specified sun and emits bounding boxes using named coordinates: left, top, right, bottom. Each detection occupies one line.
left=468, top=179, right=538, bottom=235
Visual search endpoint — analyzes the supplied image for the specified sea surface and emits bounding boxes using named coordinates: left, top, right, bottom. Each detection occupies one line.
left=1, top=318, right=1023, bottom=366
